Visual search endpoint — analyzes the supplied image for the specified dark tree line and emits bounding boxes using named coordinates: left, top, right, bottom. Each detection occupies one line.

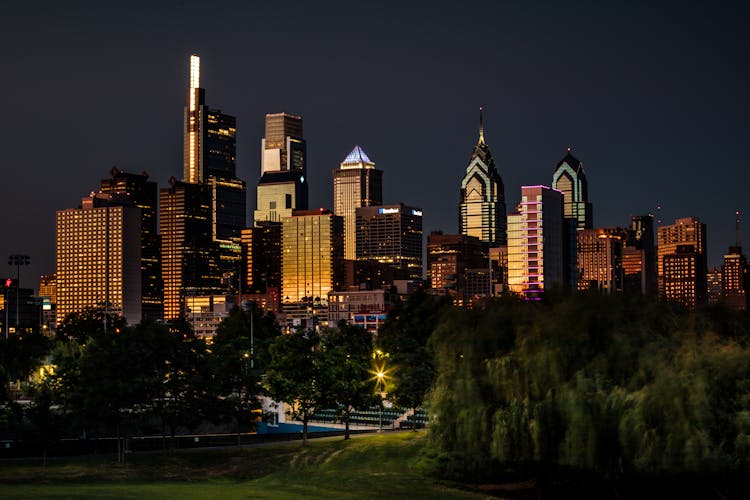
left=427, top=293, right=750, bottom=481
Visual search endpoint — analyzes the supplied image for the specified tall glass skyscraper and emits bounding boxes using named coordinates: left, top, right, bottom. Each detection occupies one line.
left=459, top=109, right=506, bottom=246
left=551, top=148, right=592, bottom=231
left=182, top=54, right=245, bottom=285
left=333, top=146, right=383, bottom=261
left=255, top=113, right=308, bottom=224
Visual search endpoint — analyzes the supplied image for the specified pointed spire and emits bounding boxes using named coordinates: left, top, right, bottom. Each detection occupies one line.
left=478, top=107, right=485, bottom=144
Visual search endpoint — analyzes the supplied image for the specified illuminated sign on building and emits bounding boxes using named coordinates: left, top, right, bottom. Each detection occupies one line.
left=378, top=207, right=400, bottom=214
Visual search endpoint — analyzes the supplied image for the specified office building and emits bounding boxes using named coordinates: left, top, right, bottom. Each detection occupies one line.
left=100, top=167, right=162, bottom=320
left=56, top=194, right=142, bottom=325
left=577, top=227, right=626, bottom=293
left=281, top=209, right=344, bottom=325
left=255, top=113, right=308, bottom=224
left=551, top=148, right=593, bottom=290
left=356, top=204, right=423, bottom=286
left=182, top=54, right=245, bottom=282
left=38, top=274, right=57, bottom=306
left=426, top=231, right=486, bottom=299
left=160, top=178, right=222, bottom=321
left=663, top=244, right=707, bottom=308
left=185, top=295, right=234, bottom=338
left=333, top=145, right=383, bottom=261
left=721, top=246, right=748, bottom=310
left=459, top=109, right=507, bottom=246
left=241, top=221, right=282, bottom=309
left=707, top=268, right=723, bottom=304
left=507, top=186, right=564, bottom=300
left=657, top=217, right=707, bottom=298
left=551, top=148, right=592, bottom=231
left=327, top=288, right=396, bottom=333
left=1, top=281, right=42, bottom=335
left=621, top=215, right=657, bottom=295
left=183, top=54, right=237, bottom=184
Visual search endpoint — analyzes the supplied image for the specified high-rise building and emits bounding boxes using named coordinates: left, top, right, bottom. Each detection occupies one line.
left=507, top=186, right=564, bottom=300
left=657, top=217, right=707, bottom=297
left=255, top=113, right=308, bottom=224
left=621, top=215, right=657, bottom=295
left=577, top=227, right=626, bottom=293
left=333, top=146, right=383, bottom=261
left=707, top=267, right=723, bottom=304
left=458, top=109, right=506, bottom=246
left=183, top=54, right=237, bottom=184
left=160, top=178, right=222, bottom=321
left=182, top=55, right=246, bottom=284
left=100, top=167, right=162, bottom=320
left=38, top=274, right=57, bottom=306
left=356, top=204, right=423, bottom=286
left=281, top=209, right=344, bottom=327
left=426, top=231, right=486, bottom=297
left=552, top=148, right=592, bottom=231
left=241, top=221, right=282, bottom=294
left=663, top=244, right=707, bottom=308
left=721, top=246, right=748, bottom=310
left=56, top=194, right=142, bottom=325
left=551, top=148, right=592, bottom=290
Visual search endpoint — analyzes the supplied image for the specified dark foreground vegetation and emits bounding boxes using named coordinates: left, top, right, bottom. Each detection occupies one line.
left=426, top=292, right=750, bottom=492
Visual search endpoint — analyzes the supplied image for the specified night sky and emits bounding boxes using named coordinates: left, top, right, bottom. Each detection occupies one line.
left=2, top=1, right=749, bottom=289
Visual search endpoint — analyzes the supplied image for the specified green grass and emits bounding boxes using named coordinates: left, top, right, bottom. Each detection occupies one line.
left=0, top=431, right=484, bottom=499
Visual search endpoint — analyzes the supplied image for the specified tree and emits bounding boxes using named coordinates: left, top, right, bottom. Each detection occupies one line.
left=55, top=306, right=126, bottom=344
left=319, top=322, right=379, bottom=439
left=376, top=290, right=451, bottom=427
left=210, top=304, right=279, bottom=442
left=264, top=329, right=322, bottom=445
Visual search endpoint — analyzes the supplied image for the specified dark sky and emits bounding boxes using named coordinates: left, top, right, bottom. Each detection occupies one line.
left=2, top=0, right=749, bottom=289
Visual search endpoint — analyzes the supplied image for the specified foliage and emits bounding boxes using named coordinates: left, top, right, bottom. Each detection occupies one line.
left=428, top=294, right=750, bottom=479
left=375, top=290, right=451, bottom=417
left=264, top=329, right=322, bottom=444
left=319, top=322, right=379, bottom=438
left=55, top=306, right=126, bottom=343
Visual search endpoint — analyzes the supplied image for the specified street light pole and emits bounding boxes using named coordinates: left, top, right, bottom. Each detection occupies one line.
left=8, top=254, right=30, bottom=334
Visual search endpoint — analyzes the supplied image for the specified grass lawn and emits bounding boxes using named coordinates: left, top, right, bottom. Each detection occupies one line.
left=0, top=431, right=485, bottom=499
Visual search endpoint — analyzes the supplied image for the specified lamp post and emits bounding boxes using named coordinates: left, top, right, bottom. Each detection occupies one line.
left=8, top=254, right=30, bottom=334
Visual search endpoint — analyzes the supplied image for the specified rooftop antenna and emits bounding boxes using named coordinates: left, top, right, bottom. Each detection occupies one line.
left=478, top=106, right=485, bottom=144
left=656, top=203, right=662, bottom=226
left=736, top=209, right=742, bottom=247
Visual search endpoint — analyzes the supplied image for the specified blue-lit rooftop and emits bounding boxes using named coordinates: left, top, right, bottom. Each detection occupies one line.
left=342, top=145, right=372, bottom=164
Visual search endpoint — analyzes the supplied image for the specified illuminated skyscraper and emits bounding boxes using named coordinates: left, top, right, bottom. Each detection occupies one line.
left=426, top=231, right=486, bottom=298
left=551, top=149, right=592, bottom=230
left=160, top=178, right=222, bottom=320
left=183, top=55, right=237, bottom=183
left=577, top=227, right=626, bottom=293
left=241, top=221, right=282, bottom=294
left=507, top=186, right=564, bottom=300
left=721, top=246, right=748, bottom=310
left=621, top=215, right=656, bottom=295
left=56, top=194, right=142, bottom=325
left=552, top=148, right=592, bottom=290
left=458, top=109, right=506, bottom=246
left=333, top=146, right=383, bottom=261
left=657, top=216, right=707, bottom=298
left=356, top=204, right=423, bottom=285
left=663, top=244, right=707, bottom=308
left=182, top=54, right=245, bottom=282
left=281, top=209, right=344, bottom=326
left=255, top=113, right=308, bottom=224
left=100, top=167, right=161, bottom=320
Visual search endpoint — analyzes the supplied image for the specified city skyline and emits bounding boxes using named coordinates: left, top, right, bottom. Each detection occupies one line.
left=2, top=1, right=749, bottom=285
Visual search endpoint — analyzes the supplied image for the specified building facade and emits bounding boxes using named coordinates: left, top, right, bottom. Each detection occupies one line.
left=657, top=217, right=707, bottom=299
left=255, top=113, right=308, bottom=224
left=356, top=204, right=423, bottom=285
left=507, top=186, right=564, bottom=300
left=577, top=227, right=626, bottom=293
left=160, top=178, right=222, bottom=320
left=663, top=244, right=707, bottom=308
left=426, top=231, right=487, bottom=299
left=333, top=145, right=383, bottom=261
left=281, top=209, right=344, bottom=308
left=327, top=288, right=395, bottom=333
left=721, top=246, right=748, bottom=310
left=458, top=109, right=507, bottom=246
left=56, top=195, right=142, bottom=325
left=100, top=167, right=162, bottom=320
